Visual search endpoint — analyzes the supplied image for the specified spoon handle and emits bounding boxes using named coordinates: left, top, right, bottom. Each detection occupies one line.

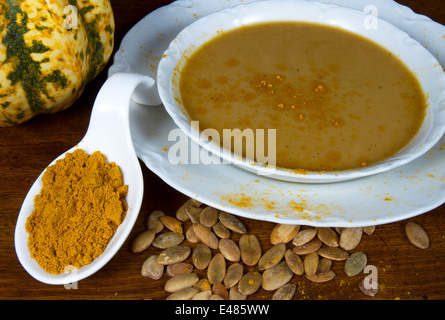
left=85, top=72, right=157, bottom=146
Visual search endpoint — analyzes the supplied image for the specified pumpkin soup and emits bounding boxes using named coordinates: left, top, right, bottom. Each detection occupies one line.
left=178, top=22, right=426, bottom=171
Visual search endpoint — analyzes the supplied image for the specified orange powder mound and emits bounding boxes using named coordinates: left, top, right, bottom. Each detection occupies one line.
left=25, top=149, right=128, bottom=274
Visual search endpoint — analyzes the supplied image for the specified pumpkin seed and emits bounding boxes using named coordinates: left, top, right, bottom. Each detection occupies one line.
left=166, top=287, right=199, bottom=300
left=200, top=206, right=219, bottom=227
left=131, top=229, right=156, bottom=253
left=272, top=283, right=296, bottom=300
left=176, top=198, right=202, bottom=222
left=358, top=278, right=379, bottom=296
left=261, top=261, right=293, bottom=291
left=185, top=225, right=199, bottom=243
left=284, top=249, right=304, bottom=276
left=317, top=258, right=332, bottom=274
left=303, top=252, right=319, bottom=276
left=194, top=278, right=212, bottom=291
left=405, top=222, right=429, bottom=249
left=223, top=262, right=244, bottom=289
left=334, top=227, right=344, bottom=234
left=219, top=238, right=241, bottom=262
left=219, top=211, right=247, bottom=234
left=190, top=198, right=202, bottom=207
left=345, top=251, right=367, bottom=277
left=193, top=223, right=219, bottom=249
left=210, top=294, right=225, bottom=300
left=165, top=273, right=199, bottom=292
left=339, top=227, right=363, bottom=251
left=239, top=234, right=262, bottom=266
left=186, top=206, right=203, bottom=223
left=175, top=200, right=191, bottom=222
left=270, top=224, right=300, bottom=245
left=258, top=243, right=286, bottom=270
left=208, top=253, right=226, bottom=284
left=213, top=221, right=230, bottom=239
left=152, top=231, right=184, bottom=249
left=229, top=286, right=247, bottom=300
left=147, top=210, right=165, bottom=233
left=141, top=255, right=164, bottom=280
left=157, top=245, right=191, bottom=265
left=292, top=238, right=322, bottom=255
left=317, top=227, right=339, bottom=247
left=192, top=290, right=212, bottom=300
left=363, top=225, right=376, bottom=235
left=166, top=262, right=194, bottom=277
left=212, top=281, right=229, bottom=300
left=305, top=270, right=336, bottom=283
left=175, top=199, right=191, bottom=222
left=238, top=271, right=262, bottom=296
left=192, top=244, right=212, bottom=270
left=159, top=216, right=183, bottom=234
left=317, top=246, right=349, bottom=261
left=292, top=227, right=317, bottom=246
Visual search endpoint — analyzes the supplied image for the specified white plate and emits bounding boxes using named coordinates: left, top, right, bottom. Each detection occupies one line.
left=109, top=0, right=445, bottom=227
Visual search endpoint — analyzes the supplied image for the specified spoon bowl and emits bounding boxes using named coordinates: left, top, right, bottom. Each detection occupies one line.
left=14, top=72, right=158, bottom=285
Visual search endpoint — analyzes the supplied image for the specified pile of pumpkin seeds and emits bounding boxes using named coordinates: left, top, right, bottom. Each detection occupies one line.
left=132, top=198, right=430, bottom=300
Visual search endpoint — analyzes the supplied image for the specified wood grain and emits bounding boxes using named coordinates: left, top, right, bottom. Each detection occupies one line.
left=1, top=0, right=444, bottom=301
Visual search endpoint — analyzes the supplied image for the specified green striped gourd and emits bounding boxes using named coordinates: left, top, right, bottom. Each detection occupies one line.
left=0, top=0, right=114, bottom=126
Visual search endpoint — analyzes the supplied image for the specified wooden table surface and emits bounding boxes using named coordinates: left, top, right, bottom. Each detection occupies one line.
left=1, top=0, right=445, bottom=301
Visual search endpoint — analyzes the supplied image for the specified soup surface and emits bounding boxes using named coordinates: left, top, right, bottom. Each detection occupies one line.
left=178, top=22, right=426, bottom=171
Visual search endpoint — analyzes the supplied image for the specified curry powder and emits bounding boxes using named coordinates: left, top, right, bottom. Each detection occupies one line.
left=25, top=149, right=128, bottom=275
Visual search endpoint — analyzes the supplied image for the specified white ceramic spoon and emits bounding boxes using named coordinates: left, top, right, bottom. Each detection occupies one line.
left=14, top=72, right=160, bottom=285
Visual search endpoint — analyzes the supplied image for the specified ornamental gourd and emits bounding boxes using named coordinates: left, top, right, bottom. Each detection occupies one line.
left=0, top=0, right=114, bottom=126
